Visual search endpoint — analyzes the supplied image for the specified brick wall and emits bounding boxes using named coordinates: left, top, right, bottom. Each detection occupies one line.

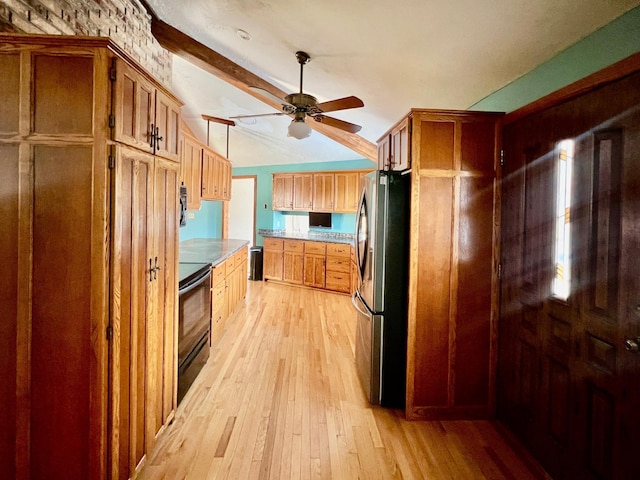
left=0, top=0, right=172, bottom=86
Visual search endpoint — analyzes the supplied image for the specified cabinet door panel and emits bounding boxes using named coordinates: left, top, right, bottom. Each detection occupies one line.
left=150, top=159, right=179, bottom=445
left=154, top=90, right=180, bottom=161
left=272, top=175, right=293, bottom=210
left=283, top=252, right=304, bottom=284
left=0, top=146, right=19, bottom=480
left=293, top=174, right=313, bottom=210
left=111, top=146, right=154, bottom=480
left=180, top=135, right=202, bottom=210
left=303, top=255, right=325, bottom=288
left=0, top=54, right=20, bottom=134
left=312, top=173, right=333, bottom=211
left=114, top=59, right=155, bottom=154
left=334, top=172, right=359, bottom=212
left=264, top=249, right=284, bottom=280
left=33, top=55, right=93, bottom=135
left=31, top=145, right=95, bottom=480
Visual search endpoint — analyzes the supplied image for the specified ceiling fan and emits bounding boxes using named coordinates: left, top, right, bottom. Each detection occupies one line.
left=232, top=51, right=364, bottom=139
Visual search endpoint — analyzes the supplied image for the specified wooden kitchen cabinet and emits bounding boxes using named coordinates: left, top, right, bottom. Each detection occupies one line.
left=293, top=174, right=313, bottom=210
left=312, top=173, right=334, bottom=211
left=378, top=116, right=410, bottom=171
left=263, top=238, right=353, bottom=294
left=272, top=170, right=371, bottom=212
left=334, top=172, right=360, bottom=212
left=180, top=130, right=203, bottom=210
left=303, top=242, right=326, bottom=288
left=325, top=243, right=352, bottom=293
left=398, top=109, right=502, bottom=420
left=272, top=174, right=294, bottom=210
left=201, top=147, right=232, bottom=201
left=0, top=35, right=182, bottom=480
left=114, top=58, right=181, bottom=162
left=263, top=238, right=285, bottom=280
left=283, top=240, right=304, bottom=284
left=210, top=247, right=248, bottom=344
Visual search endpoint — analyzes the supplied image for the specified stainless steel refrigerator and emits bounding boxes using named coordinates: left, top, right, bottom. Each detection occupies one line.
left=352, top=170, right=410, bottom=408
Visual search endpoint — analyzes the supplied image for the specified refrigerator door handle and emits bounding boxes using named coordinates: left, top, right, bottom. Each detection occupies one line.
left=352, top=289, right=374, bottom=317
left=355, top=189, right=368, bottom=282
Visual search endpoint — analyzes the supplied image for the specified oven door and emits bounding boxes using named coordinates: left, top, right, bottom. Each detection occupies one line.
left=178, top=265, right=211, bottom=370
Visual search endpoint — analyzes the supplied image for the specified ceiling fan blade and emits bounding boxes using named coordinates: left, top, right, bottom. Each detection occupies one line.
left=315, top=96, right=364, bottom=113
left=312, top=115, right=362, bottom=134
left=229, top=112, right=286, bottom=119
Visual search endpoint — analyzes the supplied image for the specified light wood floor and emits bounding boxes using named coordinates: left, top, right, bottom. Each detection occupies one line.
left=139, top=281, right=549, bottom=480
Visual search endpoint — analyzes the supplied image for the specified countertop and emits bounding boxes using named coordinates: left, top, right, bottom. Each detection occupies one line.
left=179, top=238, right=250, bottom=266
left=259, top=229, right=355, bottom=246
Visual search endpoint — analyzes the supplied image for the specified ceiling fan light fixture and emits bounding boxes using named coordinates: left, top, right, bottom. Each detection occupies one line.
left=288, top=117, right=311, bottom=139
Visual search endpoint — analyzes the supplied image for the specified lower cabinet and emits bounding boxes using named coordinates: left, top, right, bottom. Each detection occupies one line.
left=303, top=242, right=326, bottom=288
left=263, top=238, right=284, bottom=281
left=263, top=238, right=354, bottom=294
left=325, top=243, right=352, bottom=293
left=283, top=240, right=304, bottom=284
left=211, top=247, right=248, bottom=343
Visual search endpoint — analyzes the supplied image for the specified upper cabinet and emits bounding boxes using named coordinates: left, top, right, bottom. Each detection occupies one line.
left=201, top=147, right=232, bottom=201
left=333, top=172, right=360, bottom=212
left=312, top=173, right=334, bottom=211
left=272, top=169, right=371, bottom=213
left=378, top=117, right=410, bottom=171
left=179, top=129, right=232, bottom=206
left=180, top=132, right=203, bottom=210
left=113, top=58, right=181, bottom=162
left=293, top=174, right=313, bottom=210
left=272, top=174, right=294, bottom=210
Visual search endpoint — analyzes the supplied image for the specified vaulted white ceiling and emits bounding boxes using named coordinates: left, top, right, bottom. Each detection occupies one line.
left=146, top=0, right=640, bottom=167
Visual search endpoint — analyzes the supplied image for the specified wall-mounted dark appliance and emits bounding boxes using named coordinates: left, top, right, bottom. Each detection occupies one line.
left=179, top=183, right=188, bottom=227
left=178, top=262, right=211, bottom=403
left=309, top=211, right=332, bottom=228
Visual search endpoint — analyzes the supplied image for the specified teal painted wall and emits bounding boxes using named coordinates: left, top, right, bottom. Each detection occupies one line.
left=471, top=6, right=640, bottom=113
left=234, top=159, right=375, bottom=245
left=179, top=200, right=223, bottom=241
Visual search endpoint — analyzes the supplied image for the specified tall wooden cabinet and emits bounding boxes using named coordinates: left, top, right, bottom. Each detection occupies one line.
left=388, top=109, right=503, bottom=420
left=0, top=35, right=182, bottom=480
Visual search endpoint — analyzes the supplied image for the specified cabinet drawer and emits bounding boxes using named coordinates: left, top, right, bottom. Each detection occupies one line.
left=284, top=240, right=304, bottom=252
left=225, top=254, right=236, bottom=272
left=264, top=238, right=284, bottom=250
left=326, top=257, right=350, bottom=273
left=304, top=241, right=326, bottom=255
left=326, top=243, right=350, bottom=257
left=211, top=262, right=226, bottom=286
left=233, top=248, right=247, bottom=267
left=212, top=283, right=226, bottom=306
left=325, top=271, right=351, bottom=292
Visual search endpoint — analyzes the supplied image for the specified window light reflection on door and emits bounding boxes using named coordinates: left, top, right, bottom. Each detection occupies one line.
left=552, top=139, right=574, bottom=300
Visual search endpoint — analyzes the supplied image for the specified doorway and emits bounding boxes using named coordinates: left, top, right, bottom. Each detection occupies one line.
left=227, top=176, right=256, bottom=257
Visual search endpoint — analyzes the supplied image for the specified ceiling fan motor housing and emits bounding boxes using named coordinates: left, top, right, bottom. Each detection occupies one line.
left=284, top=93, right=317, bottom=109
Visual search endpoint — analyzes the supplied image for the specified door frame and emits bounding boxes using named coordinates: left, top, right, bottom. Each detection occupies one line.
left=222, top=175, right=257, bottom=245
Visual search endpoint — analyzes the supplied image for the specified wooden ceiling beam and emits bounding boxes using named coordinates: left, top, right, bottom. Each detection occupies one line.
left=149, top=17, right=377, bottom=161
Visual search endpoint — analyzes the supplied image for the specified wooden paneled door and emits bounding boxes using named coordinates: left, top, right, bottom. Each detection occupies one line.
left=499, top=68, right=640, bottom=480
left=149, top=158, right=179, bottom=447
left=110, top=146, right=153, bottom=480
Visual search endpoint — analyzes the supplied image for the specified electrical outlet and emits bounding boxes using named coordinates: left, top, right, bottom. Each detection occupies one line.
left=188, top=213, right=195, bottom=219
left=264, top=203, right=268, bottom=209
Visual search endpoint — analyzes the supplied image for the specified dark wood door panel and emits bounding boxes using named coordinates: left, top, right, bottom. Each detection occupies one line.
left=500, top=68, right=640, bottom=480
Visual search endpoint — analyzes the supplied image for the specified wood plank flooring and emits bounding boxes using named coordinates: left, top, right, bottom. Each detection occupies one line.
left=138, top=281, right=550, bottom=480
